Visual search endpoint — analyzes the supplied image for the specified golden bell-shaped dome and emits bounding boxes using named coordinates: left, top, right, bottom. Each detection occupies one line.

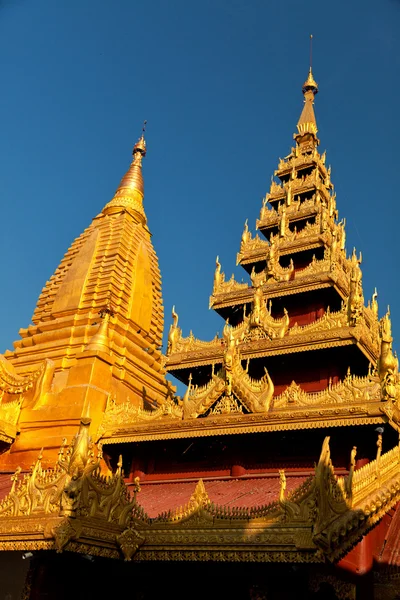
left=302, top=67, right=318, bottom=95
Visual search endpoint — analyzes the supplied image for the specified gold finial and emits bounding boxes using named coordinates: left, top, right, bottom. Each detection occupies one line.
left=302, top=67, right=318, bottom=95
left=132, top=120, right=147, bottom=157
left=295, top=36, right=319, bottom=142
left=302, top=35, right=318, bottom=95
left=103, top=122, right=148, bottom=221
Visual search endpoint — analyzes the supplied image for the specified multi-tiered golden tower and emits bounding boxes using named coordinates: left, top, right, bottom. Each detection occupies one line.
left=162, top=67, right=393, bottom=436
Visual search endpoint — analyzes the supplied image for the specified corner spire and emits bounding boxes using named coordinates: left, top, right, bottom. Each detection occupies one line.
left=85, top=302, right=114, bottom=355
left=103, top=122, right=148, bottom=222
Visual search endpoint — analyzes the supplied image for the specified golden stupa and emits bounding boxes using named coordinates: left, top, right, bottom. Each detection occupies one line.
left=0, top=131, right=169, bottom=471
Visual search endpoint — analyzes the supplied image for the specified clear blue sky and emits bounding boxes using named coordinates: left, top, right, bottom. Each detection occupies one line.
left=1, top=0, right=399, bottom=376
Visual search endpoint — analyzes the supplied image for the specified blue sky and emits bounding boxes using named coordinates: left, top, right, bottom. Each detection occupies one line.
left=0, top=0, right=399, bottom=375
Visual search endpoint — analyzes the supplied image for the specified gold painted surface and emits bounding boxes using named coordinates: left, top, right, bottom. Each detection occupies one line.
left=0, top=134, right=170, bottom=469
left=162, top=67, right=395, bottom=444
left=2, top=435, right=400, bottom=564
left=0, top=68, right=399, bottom=568
left=101, top=365, right=386, bottom=443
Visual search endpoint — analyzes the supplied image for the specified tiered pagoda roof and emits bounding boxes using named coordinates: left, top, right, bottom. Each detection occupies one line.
left=100, top=68, right=400, bottom=444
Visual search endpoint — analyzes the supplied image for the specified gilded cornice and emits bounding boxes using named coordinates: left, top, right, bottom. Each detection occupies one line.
left=100, top=412, right=384, bottom=445
left=237, top=217, right=344, bottom=271
left=3, top=436, right=400, bottom=565
left=274, top=149, right=327, bottom=179
left=112, top=352, right=388, bottom=444
left=167, top=323, right=379, bottom=371
left=257, top=196, right=318, bottom=230
left=267, top=168, right=327, bottom=202
left=162, top=303, right=395, bottom=437
left=105, top=296, right=389, bottom=440
left=210, top=274, right=334, bottom=310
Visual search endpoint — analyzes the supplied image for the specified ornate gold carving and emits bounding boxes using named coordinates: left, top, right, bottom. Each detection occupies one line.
left=0, top=397, right=22, bottom=434
left=247, top=275, right=289, bottom=339
left=288, top=303, right=347, bottom=336
left=311, top=436, right=400, bottom=560
left=238, top=231, right=270, bottom=263
left=100, top=412, right=384, bottom=446
left=273, top=371, right=380, bottom=409
left=0, top=355, right=55, bottom=442
left=166, top=305, right=181, bottom=356
left=100, top=393, right=183, bottom=433
left=266, top=236, right=294, bottom=282
left=378, top=309, right=400, bottom=403
left=0, top=417, right=143, bottom=528
left=212, top=256, right=248, bottom=297
left=116, top=527, right=145, bottom=561
left=232, top=365, right=274, bottom=413
left=54, top=518, right=82, bottom=553
left=0, top=354, right=50, bottom=396
left=258, top=196, right=317, bottom=228
left=210, top=395, right=243, bottom=414
left=182, top=373, right=225, bottom=419
left=347, top=249, right=364, bottom=326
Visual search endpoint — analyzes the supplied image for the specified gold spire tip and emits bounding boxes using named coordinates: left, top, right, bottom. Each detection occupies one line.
left=302, top=35, right=318, bottom=95
left=133, top=120, right=147, bottom=156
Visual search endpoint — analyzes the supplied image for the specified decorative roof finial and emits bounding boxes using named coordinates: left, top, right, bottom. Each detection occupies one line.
left=103, top=121, right=148, bottom=221
left=302, top=35, right=318, bottom=95
left=295, top=36, right=319, bottom=142
left=133, top=120, right=147, bottom=157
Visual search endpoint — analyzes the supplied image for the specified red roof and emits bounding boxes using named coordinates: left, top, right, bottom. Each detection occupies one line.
left=132, top=476, right=307, bottom=518
left=0, top=470, right=307, bottom=520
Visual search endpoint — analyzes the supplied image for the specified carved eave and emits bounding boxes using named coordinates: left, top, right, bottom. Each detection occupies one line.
left=167, top=325, right=378, bottom=374
left=274, top=154, right=328, bottom=181
left=100, top=407, right=385, bottom=444
left=237, top=234, right=325, bottom=268
left=267, top=177, right=330, bottom=205
left=3, top=438, right=400, bottom=565
left=257, top=203, right=320, bottom=233
left=210, top=272, right=348, bottom=311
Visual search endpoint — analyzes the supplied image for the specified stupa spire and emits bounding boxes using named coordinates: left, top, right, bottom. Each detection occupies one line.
left=103, top=121, right=148, bottom=222
left=296, top=68, right=318, bottom=139
left=296, top=36, right=319, bottom=142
